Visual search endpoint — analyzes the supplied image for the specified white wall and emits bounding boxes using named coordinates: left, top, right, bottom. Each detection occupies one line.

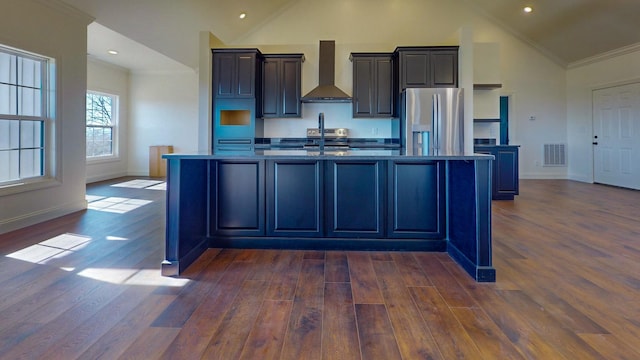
left=0, top=0, right=92, bottom=234
left=229, top=0, right=568, bottom=178
left=567, top=46, right=640, bottom=183
left=128, top=70, right=199, bottom=175
left=466, top=14, right=568, bottom=179
left=86, top=58, right=130, bottom=183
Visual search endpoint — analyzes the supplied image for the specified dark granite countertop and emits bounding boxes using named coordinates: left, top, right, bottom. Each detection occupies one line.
left=164, top=148, right=493, bottom=161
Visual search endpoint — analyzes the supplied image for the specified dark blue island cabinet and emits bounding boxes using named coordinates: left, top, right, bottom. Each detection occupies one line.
left=326, top=160, right=385, bottom=238
left=266, top=159, right=323, bottom=237
left=474, top=145, right=520, bottom=200
left=162, top=152, right=495, bottom=282
left=210, top=159, right=265, bottom=236
left=388, top=160, right=445, bottom=239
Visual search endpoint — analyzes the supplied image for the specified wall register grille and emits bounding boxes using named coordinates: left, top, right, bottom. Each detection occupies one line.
left=543, top=144, right=567, bottom=167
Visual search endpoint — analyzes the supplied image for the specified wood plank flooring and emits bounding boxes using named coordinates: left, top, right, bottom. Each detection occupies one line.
left=0, top=177, right=639, bottom=359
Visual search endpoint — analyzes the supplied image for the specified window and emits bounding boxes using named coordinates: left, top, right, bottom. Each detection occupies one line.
left=0, top=45, right=49, bottom=185
left=86, top=91, right=117, bottom=159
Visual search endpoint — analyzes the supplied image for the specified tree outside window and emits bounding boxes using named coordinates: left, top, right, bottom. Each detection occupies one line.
left=86, top=91, right=117, bottom=158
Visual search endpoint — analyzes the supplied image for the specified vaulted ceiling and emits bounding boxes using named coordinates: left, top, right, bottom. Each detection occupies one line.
left=62, top=0, right=640, bottom=71
left=464, top=0, right=640, bottom=65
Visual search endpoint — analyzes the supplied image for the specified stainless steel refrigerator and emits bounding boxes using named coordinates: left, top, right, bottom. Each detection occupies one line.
left=401, top=88, right=464, bottom=156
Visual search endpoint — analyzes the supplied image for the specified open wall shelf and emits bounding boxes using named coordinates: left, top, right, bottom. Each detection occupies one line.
left=473, top=84, right=502, bottom=90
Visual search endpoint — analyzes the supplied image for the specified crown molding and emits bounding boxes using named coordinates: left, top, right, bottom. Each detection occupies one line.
left=568, top=42, right=640, bottom=69
left=33, top=0, right=94, bottom=24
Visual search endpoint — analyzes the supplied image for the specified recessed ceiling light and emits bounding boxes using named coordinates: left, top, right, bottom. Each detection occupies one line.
left=239, top=12, right=247, bottom=19
left=523, top=6, right=533, bottom=13
left=107, top=50, right=119, bottom=55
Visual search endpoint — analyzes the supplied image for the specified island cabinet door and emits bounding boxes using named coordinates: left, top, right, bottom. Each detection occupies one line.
left=326, top=160, right=385, bottom=238
left=266, top=160, right=323, bottom=237
left=494, top=147, right=519, bottom=199
left=387, top=160, right=445, bottom=238
left=210, top=159, right=265, bottom=236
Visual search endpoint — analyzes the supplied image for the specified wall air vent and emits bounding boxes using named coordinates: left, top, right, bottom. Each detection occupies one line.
left=543, top=144, right=567, bottom=166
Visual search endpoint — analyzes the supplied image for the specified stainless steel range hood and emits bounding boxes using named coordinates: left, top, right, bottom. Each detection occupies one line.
left=301, top=40, right=352, bottom=103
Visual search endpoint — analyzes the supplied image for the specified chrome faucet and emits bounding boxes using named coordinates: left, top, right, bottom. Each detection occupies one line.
left=318, top=112, right=325, bottom=151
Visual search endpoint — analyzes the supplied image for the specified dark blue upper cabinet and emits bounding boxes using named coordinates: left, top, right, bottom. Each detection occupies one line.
left=393, top=46, right=459, bottom=117
left=351, top=53, right=394, bottom=118
left=262, top=54, right=303, bottom=118
left=212, top=49, right=261, bottom=99
left=395, top=46, right=459, bottom=90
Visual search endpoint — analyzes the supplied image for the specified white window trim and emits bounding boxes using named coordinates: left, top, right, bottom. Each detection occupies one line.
left=0, top=44, right=57, bottom=197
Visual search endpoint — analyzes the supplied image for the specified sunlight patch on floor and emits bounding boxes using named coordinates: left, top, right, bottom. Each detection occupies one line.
left=6, top=233, right=91, bottom=264
left=87, top=197, right=153, bottom=214
left=85, top=194, right=106, bottom=202
left=111, top=179, right=165, bottom=189
left=78, top=268, right=189, bottom=287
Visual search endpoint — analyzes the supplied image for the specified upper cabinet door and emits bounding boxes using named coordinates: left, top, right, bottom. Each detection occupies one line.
left=280, top=58, right=302, bottom=117
left=375, top=57, right=394, bottom=117
left=213, top=53, right=236, bottom=98
left=401, top=51, right=430, bottom=89
left=352, top=56, right=374, bottom=117
left=262, top=58, right=280, bottom=117
left=236, top=53, right=257, bottom=97
left=430, top=50, right=458, bottom=87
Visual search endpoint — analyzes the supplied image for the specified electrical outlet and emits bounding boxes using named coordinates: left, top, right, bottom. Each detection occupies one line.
left=535, top=160, right=541, bottom=166
left=371, top=127, right=378, bottom=135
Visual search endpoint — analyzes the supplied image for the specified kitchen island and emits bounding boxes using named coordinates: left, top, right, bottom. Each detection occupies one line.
left=161, top=149, right=495, bottom=282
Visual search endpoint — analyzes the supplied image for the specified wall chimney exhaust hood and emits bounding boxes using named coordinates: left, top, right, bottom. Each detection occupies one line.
left=301, top=40, right=352, bottom=103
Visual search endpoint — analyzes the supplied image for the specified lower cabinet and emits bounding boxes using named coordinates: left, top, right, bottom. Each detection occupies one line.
left=266, top=160, right=323, bottom=237
left=326, top=160, right=385, bottom=238
left=388, top=160, right=445, bottom=238
left=211, top=160, right=265, bottom=236
left=475, top=145, right=520, bottom=200
left=212, top=158, right=445, bottom=241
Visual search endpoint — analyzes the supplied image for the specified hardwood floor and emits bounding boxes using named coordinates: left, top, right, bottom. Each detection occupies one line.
left=0, top=177, right=639, bottom=359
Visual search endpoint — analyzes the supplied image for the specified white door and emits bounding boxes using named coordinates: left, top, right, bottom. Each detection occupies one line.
left=593, top=83, right=640, bottom=190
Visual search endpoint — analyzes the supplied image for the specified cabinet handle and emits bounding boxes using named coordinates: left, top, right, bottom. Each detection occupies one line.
left=592, top=142, right=598, bottom=145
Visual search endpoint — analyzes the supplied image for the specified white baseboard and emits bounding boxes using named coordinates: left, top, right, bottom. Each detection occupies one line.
left=0, top=199, right=88, bottom=235
left=568, top=174, right=593, bottom=183
left=519, top=173, right=568, bottom=180
left=126, top=171, right=149, bottom=177
left=86, top=172, right=128, bottom=184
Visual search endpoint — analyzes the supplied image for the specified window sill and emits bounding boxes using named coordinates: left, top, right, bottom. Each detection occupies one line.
left=0, top=177, right=62, bottom=197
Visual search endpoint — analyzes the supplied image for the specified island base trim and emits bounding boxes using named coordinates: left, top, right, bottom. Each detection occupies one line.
left=209, top=236, right=447, bottom=252
left=447, top=241, right=496, bottom=282
left=161, top=237, right=208, bottom=277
